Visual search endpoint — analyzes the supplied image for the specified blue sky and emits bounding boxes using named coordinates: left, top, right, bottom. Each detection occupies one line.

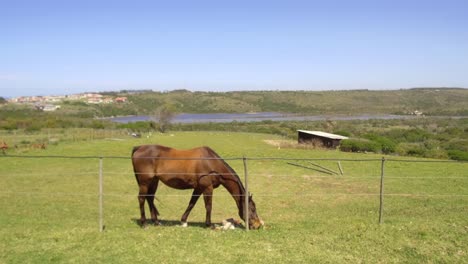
left=1, top=0, right=467, bottom=97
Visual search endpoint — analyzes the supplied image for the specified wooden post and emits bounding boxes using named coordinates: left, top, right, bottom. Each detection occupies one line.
left=243, top=156, right=249, bottom=231
left=337, top=161, right=344, bottom=175
left=309, top=162, right=339, bottom=175
left=378, top=157, right=385, bottom=224
left=99, top=157, right=104, bottom=232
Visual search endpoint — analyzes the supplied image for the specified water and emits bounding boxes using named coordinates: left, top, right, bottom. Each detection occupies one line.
left=108, top=112, right=418, bottom=124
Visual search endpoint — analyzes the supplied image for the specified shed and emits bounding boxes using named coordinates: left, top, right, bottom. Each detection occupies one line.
left=298, top=130, right=349, bottom=148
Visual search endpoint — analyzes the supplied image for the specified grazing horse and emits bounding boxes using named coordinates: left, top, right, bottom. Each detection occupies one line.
left=1, top=141, right=8, bottom=154
left=131, top=145, right=264, bottom=229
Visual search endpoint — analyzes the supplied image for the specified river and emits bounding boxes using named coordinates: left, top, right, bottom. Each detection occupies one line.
left=108, top=112, right=421, bottom=124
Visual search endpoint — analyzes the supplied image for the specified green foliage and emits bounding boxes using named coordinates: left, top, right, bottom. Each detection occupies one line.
left=385, top=128, right=432, bottom=143
left=396, top=143, right=426, bottom=157
left=447, top=150, right=468, bottom=161
left=117, top=121, right=154, bottom=132
left=340, top=139, right=381, bottom=153
left=152, top=104, right=177, bottom=133
left=363, top=134, right=397, bottom=154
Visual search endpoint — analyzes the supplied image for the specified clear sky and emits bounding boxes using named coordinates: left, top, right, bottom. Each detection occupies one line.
left=1, top=0, right=467, bottom=97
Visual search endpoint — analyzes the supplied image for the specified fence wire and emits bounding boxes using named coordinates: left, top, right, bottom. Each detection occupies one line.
left=1, top=155, right=467, bottom=231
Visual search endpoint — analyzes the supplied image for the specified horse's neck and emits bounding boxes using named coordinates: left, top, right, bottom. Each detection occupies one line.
left=220, top=173, right=246, bottom=216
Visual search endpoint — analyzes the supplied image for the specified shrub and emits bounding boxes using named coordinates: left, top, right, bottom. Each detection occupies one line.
left=363, top=134, right=396, bottom=154
left=445, top=140, right=468, bottom=152
left=396, top=143, right=426, bottom=157
left=423, top=149, right=449, bottom=159
left=447, top=150, right=468, bottom=161
left=340, top=139, right=381, bottom=153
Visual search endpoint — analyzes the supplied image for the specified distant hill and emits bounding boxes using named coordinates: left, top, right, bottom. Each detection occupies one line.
left=96, top=88, right=468, bottom=117
left=5, top=88, right=466, bottom=118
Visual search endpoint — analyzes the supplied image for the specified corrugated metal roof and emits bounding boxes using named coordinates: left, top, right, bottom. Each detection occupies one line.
left=297, top=130, right=349, bottom=140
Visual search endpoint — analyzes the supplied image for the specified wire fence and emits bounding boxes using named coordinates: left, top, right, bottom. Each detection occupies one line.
left=1, top=154, right=467, bottom=232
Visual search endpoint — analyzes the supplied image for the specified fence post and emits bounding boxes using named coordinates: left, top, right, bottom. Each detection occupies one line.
left=243, top=156, right=249, bottom=231
left=378, top=157, right=385, bottom=224
left=99, top=157, right=104, bottom=232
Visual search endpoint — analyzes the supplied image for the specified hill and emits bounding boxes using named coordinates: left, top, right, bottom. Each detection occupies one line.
left=3, top=88, right=468, bottom=118
left=86, top=88, right=468, bottom=117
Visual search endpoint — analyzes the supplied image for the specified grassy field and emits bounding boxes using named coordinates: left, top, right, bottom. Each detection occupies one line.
left=1, top=131, right=467, bottom=263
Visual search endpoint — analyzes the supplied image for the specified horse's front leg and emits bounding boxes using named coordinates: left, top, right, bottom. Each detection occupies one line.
left=203, top=186, right=214, bottom=228
left=180, top=188, right=203, bottom=227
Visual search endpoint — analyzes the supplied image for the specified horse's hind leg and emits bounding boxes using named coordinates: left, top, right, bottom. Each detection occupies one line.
left=146, top=178, right=160, bottom=225
left=203, top=187, right=214, bottom=228
left=138, top=185, right=148, bottom=226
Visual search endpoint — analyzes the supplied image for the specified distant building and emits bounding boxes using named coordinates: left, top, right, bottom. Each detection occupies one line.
left=297, top=130, right=348, bottom=149
left=45, top=95, right=66, bottom=102
left=115, top=97, right=128, bottom=103
left=102, top=97, right=114, bottom=104
left=35, top=104, right=60, bottom=112
left=85, top=93, right=103, bottom=104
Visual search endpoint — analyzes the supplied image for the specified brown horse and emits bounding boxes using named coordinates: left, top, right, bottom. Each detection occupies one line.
left=131, top=144, right=264, bottom=229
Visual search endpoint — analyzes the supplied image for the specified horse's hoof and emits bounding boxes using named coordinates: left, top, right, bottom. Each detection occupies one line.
left=181, top=222, right=188, bottom=227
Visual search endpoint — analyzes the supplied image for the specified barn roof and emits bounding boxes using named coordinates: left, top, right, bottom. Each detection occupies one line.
left=297, top=130, right=349, bottom=140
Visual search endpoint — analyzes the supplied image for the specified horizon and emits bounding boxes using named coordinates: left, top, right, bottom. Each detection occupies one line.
left=2, top=0, right=468, bottom=98
left=4, top=86, right=467, bottom=99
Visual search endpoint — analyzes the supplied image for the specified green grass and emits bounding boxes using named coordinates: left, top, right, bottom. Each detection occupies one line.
left=1, top=131, right=467, bottom=263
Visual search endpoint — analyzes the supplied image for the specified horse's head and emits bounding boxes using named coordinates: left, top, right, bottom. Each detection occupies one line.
left=242, top=194, right=264, bottom=230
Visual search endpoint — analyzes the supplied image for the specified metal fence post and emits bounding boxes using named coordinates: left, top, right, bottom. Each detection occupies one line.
left=378, top=157, right=385, bottom=224
left=99, top=157, right=104, bottom=232
left=243, top=156, right=249, bottom=231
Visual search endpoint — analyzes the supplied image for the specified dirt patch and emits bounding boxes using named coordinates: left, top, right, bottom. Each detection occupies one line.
left=263, top=139, right=290, bottom=147
left=263, top=139, right=327, bottom=150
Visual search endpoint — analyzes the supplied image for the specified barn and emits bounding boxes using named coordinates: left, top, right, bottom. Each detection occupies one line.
left=297, top=130, right=349, bottom=148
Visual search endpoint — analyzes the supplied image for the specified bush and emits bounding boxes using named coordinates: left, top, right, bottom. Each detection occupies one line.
left=447, top=150, right=468, bottom=161
left=396, top=143, right=426, bottom=157
left=423, top=149, right=449, bottom=159
left=363, top=134, right=396, bottom=154
left=340, top=139, right=381, bottom=153
left=445, top=140, right=468, bottom=152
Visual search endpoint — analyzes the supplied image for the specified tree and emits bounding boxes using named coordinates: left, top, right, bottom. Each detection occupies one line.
left=152, top=104, right=176, bottom=133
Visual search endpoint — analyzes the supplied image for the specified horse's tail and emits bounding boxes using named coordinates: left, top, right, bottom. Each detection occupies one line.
left=131, top=145, right=141, bottom=157
left=131, top=146, right=142, bottom=185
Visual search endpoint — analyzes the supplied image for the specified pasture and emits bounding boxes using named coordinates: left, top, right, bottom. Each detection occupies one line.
left=1, top=131, right=467, bottom=263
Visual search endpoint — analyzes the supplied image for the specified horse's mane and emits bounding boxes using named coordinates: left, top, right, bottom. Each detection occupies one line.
left=204, top=147, right=246, bottom=195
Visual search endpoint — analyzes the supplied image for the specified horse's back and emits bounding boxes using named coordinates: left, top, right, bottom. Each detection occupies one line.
left=131, top=145, right=216, bottom=172
left=133, top=145, right=215, bottom=158
left=132, top=144, right=221, bottom=189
